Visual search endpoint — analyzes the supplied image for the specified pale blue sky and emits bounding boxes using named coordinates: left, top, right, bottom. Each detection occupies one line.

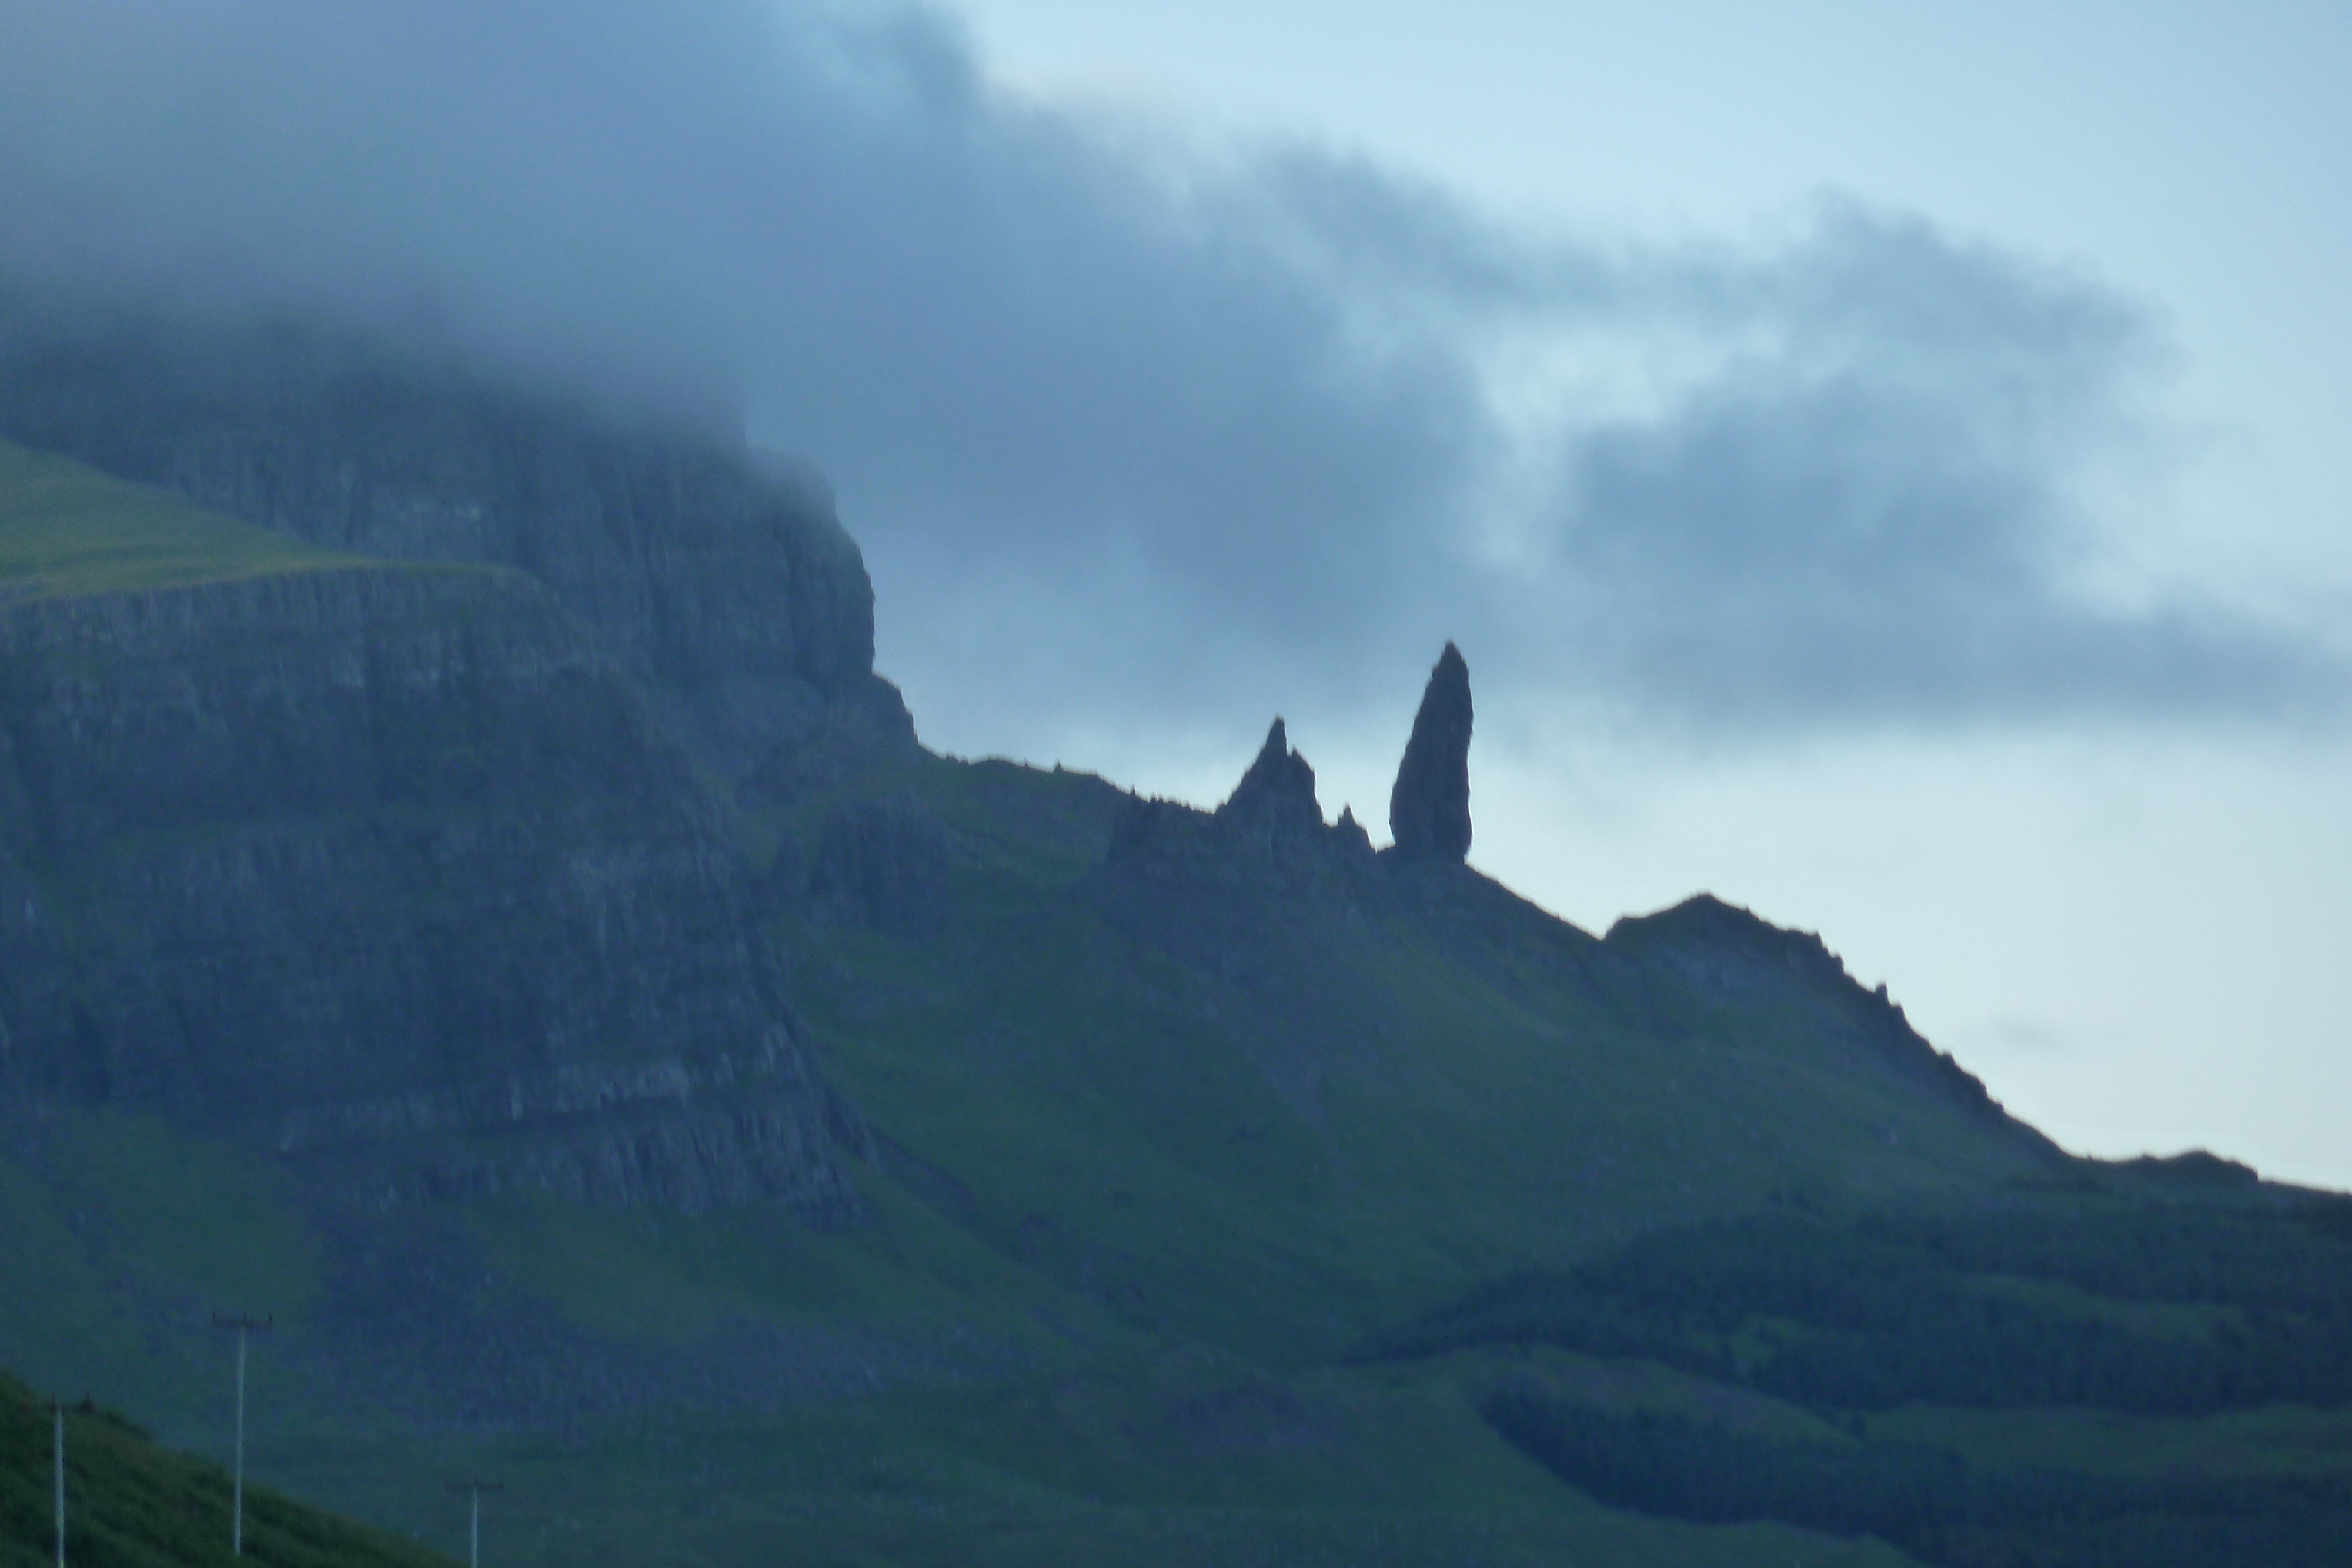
left=938, top=0, right=2352, bottom=1188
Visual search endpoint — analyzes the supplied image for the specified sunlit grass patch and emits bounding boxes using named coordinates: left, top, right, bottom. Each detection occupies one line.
left=0, top=440, right=366, bottom=600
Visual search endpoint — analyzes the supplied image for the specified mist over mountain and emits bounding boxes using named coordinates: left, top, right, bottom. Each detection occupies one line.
left=5, top=6, right=2350, bottom=1563
left=4, top=0, right=2336, bottom=754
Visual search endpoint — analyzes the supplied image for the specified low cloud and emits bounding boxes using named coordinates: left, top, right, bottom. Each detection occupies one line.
left=1978, top=1019, right=2069, bottom=1056
left=1, top=0, right=2337, bottom=757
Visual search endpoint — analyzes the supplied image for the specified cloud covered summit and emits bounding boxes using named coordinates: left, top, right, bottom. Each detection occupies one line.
left=1, top=0, right=2333, bottom=755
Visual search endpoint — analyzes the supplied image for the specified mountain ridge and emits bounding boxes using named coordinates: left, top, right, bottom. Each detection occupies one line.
left=2, top=316, right=2343, bottom=1568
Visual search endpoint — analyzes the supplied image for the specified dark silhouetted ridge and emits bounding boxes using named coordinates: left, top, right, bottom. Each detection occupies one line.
left=1217, top=717, right=1325, bottom=842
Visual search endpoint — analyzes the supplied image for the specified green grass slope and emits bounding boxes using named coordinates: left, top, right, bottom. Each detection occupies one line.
left=1364, top=1172, right=2352, bottom=1566
left=1, top=1371, right=454, bottom=1568
left=0, top=441, right=369, bottom=600
left=748, top=751, right=2062, bottom=1366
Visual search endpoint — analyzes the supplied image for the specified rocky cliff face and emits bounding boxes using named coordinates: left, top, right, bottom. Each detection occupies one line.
left=811, top=793, right=953, bottom=940
left=0, top=557, right=865, bottom=1218
left=1108, top=717, right=1376, bottom=892
left=1214, top=719, right=1329, bottom=848
left=0, top=307, right=912, bottom=777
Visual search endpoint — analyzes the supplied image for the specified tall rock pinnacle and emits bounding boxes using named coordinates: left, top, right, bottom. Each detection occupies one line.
left=1388, top=643, right=1473, bottom=860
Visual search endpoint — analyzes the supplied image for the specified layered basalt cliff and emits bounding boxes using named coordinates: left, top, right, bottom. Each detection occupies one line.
left=0, top=552, right=865, bottom=1217
left=0, top=307, right=913, bottom=775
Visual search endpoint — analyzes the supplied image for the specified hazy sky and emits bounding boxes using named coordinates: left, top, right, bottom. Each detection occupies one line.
left=939, top=0, right=2352, bottom=1191
left=4, top=1, right=2346, bottom=1186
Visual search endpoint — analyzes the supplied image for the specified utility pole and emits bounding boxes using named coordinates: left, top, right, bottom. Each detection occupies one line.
left=52, top=1398, right=65, bottom=1568
left=447, top=1479, right=505, bottom=1568
left=212, top=1313, right=272, bottom=1556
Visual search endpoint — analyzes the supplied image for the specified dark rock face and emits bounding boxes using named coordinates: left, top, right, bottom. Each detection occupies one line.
left=810, top=794, right=953, bottom=940
left=1334, top=805, right=1373, bottom=856
left=0, top=561, right=866, bottom=1218
left=736, top=680, right=923, bottom=810
left=0, top=309, right=904, bottom=775
left=1215, top=718, right=1326, bottom=845
left=1088, top=718, right=1402, bottom=1125
left=1388, top=643, right=1472, bottom=861
left=1603, top=894, right=2021, bottom=1129
left=1107, top=718, right=1375, bottom=895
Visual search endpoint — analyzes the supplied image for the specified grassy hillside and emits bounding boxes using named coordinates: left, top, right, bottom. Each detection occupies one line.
left=750, top=752, right=2056, bottom=1356
left=2, top=443, right=2346, bottom=1565
left=0, top=440, right=368, bottom=600
left=1364, top=1178, right=2352, bottom=1563
left=1, top=1371, right=453, bottom=1568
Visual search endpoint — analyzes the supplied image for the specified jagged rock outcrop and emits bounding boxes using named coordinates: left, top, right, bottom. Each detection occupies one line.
left=1090, top=721, right=1385, bottom=1118
left=1388, top=642, right=1472, bottom=861
left=1602, top=894, right=2027, bottom=1129
left=1334, top=805, right=1373, bottom=856
left=1107, top=718, right=1374, bottom=884
left=1214, top=718, right=1326, bottom=847
left=0, top=555, right=866, bottom=1218
left=811, top=794, right=953, bottom=940
left=0, top=305, right=913, bottom=777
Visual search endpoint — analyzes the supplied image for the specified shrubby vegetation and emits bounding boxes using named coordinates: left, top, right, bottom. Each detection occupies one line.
left=1485, top=1391, right=2352, bottom=1568
left=1370, top=1196, right=2352, bottom=1415
left=1858, top=1200, right=2352, bottom=1315
left=1362, top=1192, right=2352, bottom=1563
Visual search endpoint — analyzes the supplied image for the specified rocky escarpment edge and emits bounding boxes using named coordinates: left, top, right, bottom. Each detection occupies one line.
left=0, top=559, right=870, bottom=1220
left=0, top=305, right=916, bottom=779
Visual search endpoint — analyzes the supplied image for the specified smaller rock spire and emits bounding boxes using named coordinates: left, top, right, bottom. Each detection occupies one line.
left=1217, top=717, right=1325, bottom=838
left=1388, top=643, right=1472, bottom=860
